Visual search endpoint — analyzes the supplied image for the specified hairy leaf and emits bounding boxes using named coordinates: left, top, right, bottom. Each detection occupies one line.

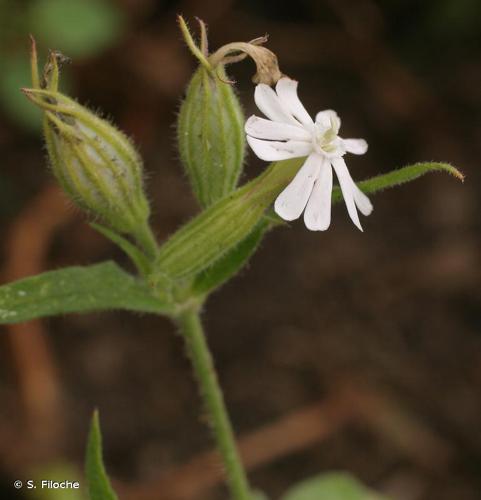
left=333, top=161, right=463, bottom=202
left=85, top=410, right=118, bottom=500
left=0, top=261, right=170, bottom=324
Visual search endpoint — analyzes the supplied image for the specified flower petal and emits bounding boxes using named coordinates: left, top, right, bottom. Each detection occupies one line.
left=352, top=184, right=373, bottom=216
left=330, top=157, right=363, bottom=231
left=255, top=84, right=299, bottom=125
left=245, top=115, right=311, bottom=141
left=247, top=136, right=312, bottom=161
left=315, top=109, right=341, bottom=133
left=304, top=158, right=333, bottom=231
left=343, top=138, right=368, bottom=155
left=274, top=153, right=322, bottom=221
left=275, top=78, right=313, bottom=127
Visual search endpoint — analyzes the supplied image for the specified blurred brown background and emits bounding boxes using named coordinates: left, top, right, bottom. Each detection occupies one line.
left=0, top=0, right=480, bottom=499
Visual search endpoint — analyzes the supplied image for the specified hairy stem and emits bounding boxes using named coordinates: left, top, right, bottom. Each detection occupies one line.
left=133, top=223, right=159, bottom=261
left=176, top=309, right=250, bottom=500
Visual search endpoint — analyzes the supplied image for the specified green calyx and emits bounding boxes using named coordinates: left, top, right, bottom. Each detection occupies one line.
left=24, top=40, right=156, bottom=258
left=29, top=88, right=149, bottom=231
left=152, top=158, right=303, bottom=284
left=178, top=64, right=245, bottom=208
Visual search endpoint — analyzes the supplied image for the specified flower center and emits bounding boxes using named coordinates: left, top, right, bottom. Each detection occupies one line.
left=311, top=123, right=341, bottom=157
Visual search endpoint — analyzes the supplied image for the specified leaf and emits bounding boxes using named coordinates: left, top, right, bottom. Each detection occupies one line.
left=0, top=261, right=171, bottom=324
left=332, top=161, right=463, bottom=203
left=90, top=223, right=152, bottom=276
left=85, top=410, right=118, bottom=500
left=28, top=0, right=124, bottom=58
left=282, top=472, right=389, bottom=500
left=192, top=218, right=270, bottom=297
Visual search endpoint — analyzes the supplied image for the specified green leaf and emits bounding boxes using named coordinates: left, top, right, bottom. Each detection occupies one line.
left=28, top=0, right=124, bottom=58
left=0, top=261, right=171, bottom=324
left=192, top=218, right=270, bottom=297
left=333, top=161, right=463, bottom=203
left=282, top=472, right=388, bottom=500
left=85, top=410, right=118, bottom=500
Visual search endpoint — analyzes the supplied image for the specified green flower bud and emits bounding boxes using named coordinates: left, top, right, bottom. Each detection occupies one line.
left=177, top=64, right=245, bottom=208
left=176, top=16, right=286, bottom=208
left=24, top=41, right=157, bottom=257
left=26, top=88, right=149, bottom=232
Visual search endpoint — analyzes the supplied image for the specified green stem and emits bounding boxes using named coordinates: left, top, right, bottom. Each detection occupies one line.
left=176, top=309, right=251, bottom=500
left=134, top=223, right=159, bottom=261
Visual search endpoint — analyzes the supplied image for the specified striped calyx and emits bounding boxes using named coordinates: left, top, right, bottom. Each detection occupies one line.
left=24, top=44, right=155, bottom=255
left=177, top=64, right=245, bottom=208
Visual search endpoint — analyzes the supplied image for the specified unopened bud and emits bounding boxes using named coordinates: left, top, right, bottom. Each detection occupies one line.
left=177, top=16, right=246, bottom=207
left=178, top=64, right=245, bottom=207
left=24, top=40, right=156, bottom=256
left=25, top=88, right=150, bottom=235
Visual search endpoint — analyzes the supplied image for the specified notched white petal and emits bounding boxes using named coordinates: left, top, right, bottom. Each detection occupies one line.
left=304, top=159, right=333, bottom=231
left=245, top=115, right=311, bottom=141
left=274, top=153, right=321, bottom=221
left=330, top=157, right=363, bottom=231
left=343, top=138, right=368, bottom=155
left=255, top=84, right=299, bottom=125
left=275, top=78, right=313, bottom=127
left=247, top=136, right=312, bottom=161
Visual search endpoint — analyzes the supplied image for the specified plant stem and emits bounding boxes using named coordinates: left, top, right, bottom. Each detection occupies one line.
left=177, top=309, right=251, bottom=500
left=134, top=223, right=159, bottom=261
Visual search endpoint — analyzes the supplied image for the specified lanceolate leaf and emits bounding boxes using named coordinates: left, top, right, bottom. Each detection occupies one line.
left=85, top=410, right=118, bottom=500
left=192, top=218, right=270, bottom=297
left=333, top=161, right=463, bottom=202
left=0, top=261, right=171, bottom=324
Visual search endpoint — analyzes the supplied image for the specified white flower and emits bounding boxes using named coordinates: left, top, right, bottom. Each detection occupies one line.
left=245, top=77, right=373, bottom=231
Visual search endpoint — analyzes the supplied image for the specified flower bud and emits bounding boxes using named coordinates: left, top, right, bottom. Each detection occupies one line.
left=24, top=42, right=156, bottom=256
left=177, top=64, right=245, bottom=208
left=25, top=88, right=151, bottom=234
